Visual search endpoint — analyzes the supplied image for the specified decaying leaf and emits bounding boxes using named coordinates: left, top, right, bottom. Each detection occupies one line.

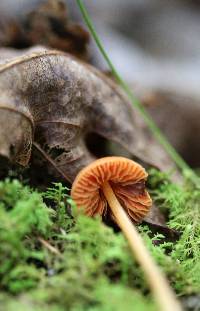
left=143, top=203, right=180, bottom=243
left=0, top=47, right=175, bottom=182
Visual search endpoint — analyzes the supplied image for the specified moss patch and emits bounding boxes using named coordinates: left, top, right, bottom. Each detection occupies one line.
left=0, top=172, right=199, bottom=310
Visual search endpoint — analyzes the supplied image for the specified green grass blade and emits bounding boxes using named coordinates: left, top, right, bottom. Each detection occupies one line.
left=76, top=0, right=199, bottom=184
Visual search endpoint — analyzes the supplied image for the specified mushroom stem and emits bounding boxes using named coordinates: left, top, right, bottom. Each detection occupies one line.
left=102, top=181, right=182, bottom=311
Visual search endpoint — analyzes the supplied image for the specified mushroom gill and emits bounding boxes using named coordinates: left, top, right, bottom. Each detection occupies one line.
left=71, top=156, right=152, bottom=222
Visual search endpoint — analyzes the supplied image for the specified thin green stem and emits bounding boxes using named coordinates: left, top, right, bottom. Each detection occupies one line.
left=76, top=0, right=199, bottom=185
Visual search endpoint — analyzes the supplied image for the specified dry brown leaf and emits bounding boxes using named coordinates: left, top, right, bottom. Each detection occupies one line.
left=0, top=47, right=175, bottom=182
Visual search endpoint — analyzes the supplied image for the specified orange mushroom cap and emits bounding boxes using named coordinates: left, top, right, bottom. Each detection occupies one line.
left=71, top=156, right=152, bottom=223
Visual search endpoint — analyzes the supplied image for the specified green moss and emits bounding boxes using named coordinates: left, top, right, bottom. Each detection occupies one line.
left=149, top=169, right=200, bottom=294
left=0, top=171, right=200, bottom=310
left=0, top=179, right=155, bottom=311
left=0, top=179, right=52, bottom=294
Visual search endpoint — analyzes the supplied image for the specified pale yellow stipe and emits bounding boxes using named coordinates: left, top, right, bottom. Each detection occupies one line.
left=102, top=181, right=182, bottom=311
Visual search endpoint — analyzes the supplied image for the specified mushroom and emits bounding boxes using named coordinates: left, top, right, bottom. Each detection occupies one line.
left=71, top=156, right=182, bottom=311
left=71, top=156, right=152, bottom=221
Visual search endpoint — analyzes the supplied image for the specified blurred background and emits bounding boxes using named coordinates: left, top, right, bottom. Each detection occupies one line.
left=1, top=0, right=200, bottom=167
left=1, top=0, right=200, bottom=97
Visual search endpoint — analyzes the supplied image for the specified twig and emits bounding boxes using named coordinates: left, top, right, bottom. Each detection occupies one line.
left=38, top=237, right=61, bottom=255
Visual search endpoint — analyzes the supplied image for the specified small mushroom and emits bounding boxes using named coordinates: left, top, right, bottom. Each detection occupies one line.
left=71, top=156, right=152, bottom=222
left=71, top=156, right=182, bottom=311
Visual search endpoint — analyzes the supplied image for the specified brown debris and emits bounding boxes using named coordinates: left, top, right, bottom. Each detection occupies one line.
left=142, top=91, right=200, bottom=168
left=0, top=0, right=90, bottom=60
